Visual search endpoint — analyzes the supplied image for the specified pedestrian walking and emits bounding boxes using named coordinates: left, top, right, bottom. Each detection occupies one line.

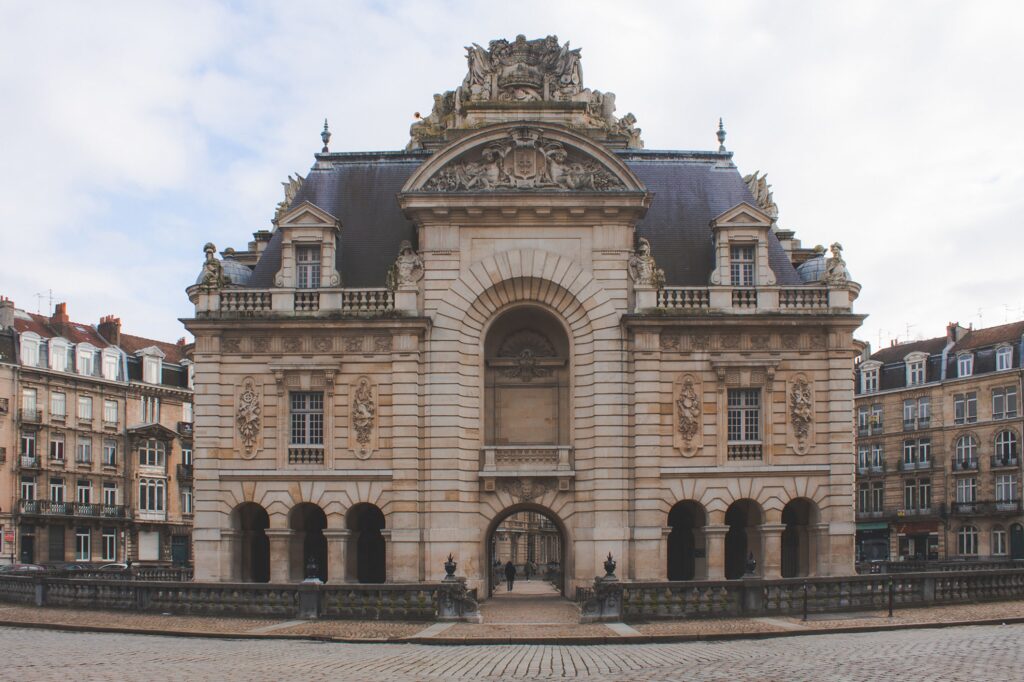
left=524, top=561, right=532, bottom=581
left=504, top=560, right=516, bottom=592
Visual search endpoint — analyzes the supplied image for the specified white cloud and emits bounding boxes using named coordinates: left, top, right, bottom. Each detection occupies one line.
left=0, top=0, right=1022, bottom=346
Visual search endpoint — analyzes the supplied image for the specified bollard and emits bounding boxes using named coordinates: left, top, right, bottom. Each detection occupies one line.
left=802, top=580, right=809, bottom=621
left=887, top=576, right=894, bottom=618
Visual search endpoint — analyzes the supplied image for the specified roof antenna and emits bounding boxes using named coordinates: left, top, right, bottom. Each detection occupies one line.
left=320, top=119, right=331, bottom=153
left=716, top=118, right=727, bottom=152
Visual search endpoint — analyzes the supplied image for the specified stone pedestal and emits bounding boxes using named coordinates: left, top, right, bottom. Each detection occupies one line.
left=704, top=525, right=728, bottom=579
left=760, top=523, right=786, bottom=579
left=322, top=529, right=351, bottom=584
left=265, top=529, right=294, bottom=584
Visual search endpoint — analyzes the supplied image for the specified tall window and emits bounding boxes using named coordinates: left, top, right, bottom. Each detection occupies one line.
left=996, top=475, right=1017, bottom=503
left=861, top=367, right=878, bottom=393
left=181, top=447, right=192, bottom=466
left=993, top=527, right=1008, bottom=555
left=102, top=439, right=117, bottom=466
left=290, top=392, right=324, bottom=445
left=993, top=387, right=1018, bottom=420
left=903, top=399, right=916, bottom=429
left=918, top=438, right=931, bottom=465
left=908, top=360, right=926, bottom=386
left=729, top=244, right=755, bottom=286
left=76, top=480, right=91, bottom=504
left=102, top=351, right=119, bottom=381
left=103, top=399, right=118, bottom=425
left=903, top=479, right=917, bottom=510
left=141, top=396, right=160, bottom=424
left=138, top=478, right=165, bottom=512
left=21, top=476, right=36, bottom=501
left=871, top=482, right=884, bottom=511
left=21, top=388, right=37, bottom=415
left=296, top=245, right=322, bottom=289
left=143, top=356, right=162, bottom=384
left=995, top=431, right=1019, bottom=462
left=957, top=353, right=973, bottom=377
left=857, top=406, right=870, bottom=435
left=49, top=432, right=65, bottom=461
left=956, top=477, right=977, bottom=503
left=870, top=404, right=883, bottom=433
left=49, top=340, right=69, bottom=371
left=75, top=528, right=90, bottom=561
left=857, top=445, right=869, bottom=470
left=957, top=526, right=979, bottom=556
left=102, top=482, right=118, bottom=506
left=20, top=334, right=40, bottom=366
left=919, top=478, right=931, bottom=510
left=49, top=478, right=65, bottom=503
left=102, top=529, right=116, bottom=561
left=138, top=439, right=165, bottom=467
left=76, top=437, right=92, bottom=464
left=954, top=392, right=977, bottom=424
left=955, top=435, right=977, bottom=467
left=871, top=444, right=883, bottom=468
left=857, top=483, right=870, bottom=512
left=182, top=488, right=193, bottom=515
left=918, top=397, right=931, bottom=426
left=77, top=347, right=95, bottom=376
left=727, top=389, right=760, bottom=442
left=997, top=346, right=1013, bottom=371
left=903, top=440, right=916, bottom=467
left=50, top=392, right=66, bottom=419
left=182, top=402, right=193, bottom=423
left=77, top=396, right=92, bottom=421
left=20, top=432, right=36, bottom=457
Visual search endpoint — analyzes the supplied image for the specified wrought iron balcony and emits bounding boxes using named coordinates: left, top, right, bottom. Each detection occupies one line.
left=18, top=498, right=127, bottom=518
left=177, top=463, right=194, bottom=481
left=856, top=509, right=885, bottom=520
left=19, top=408, right=41, bottom=423
left=177, top=421, right=194, bottom=437
left=991, top=455, right=1020, bottom=470
left=898, top=459, right=931, bottom=472
left=20, top=454, right=39, bottom=469
left=952, top=458, right=979, bottom=472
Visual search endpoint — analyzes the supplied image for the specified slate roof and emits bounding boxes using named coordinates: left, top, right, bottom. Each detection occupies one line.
left=119, top=332, right=188, bottom=364
left=954, top=320, right=1024, bottom=352
left=868, top=336, right=948, bottom=365
left=247, top=149, right=802, bottom=288
left=13, top=310, right=112, bottom=348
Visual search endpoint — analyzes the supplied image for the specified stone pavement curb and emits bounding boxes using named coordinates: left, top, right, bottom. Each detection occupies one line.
left=4, top=614, right=1024, bottom=647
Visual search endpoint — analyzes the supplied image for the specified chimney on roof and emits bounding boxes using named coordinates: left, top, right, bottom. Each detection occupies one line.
left=51, top=302, right=69, bottom=331
left=0, top=296, right=14, bottom=330
left=947, top=322, right=969, bottom=343
left=176, top=337, right=186, bottom=346
left=98, top=315, right=121, bottom=346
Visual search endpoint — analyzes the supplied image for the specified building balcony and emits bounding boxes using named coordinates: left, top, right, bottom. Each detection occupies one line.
left=727, top=443, right=763, bottom=461
left=177, top=463, right=194, bottom=481
left=995, top=500, right=1022, bottom=514
left=191, top=286, right=396, bottom=319
left=653, top=284, right=852, bottom=315
left=18, top=499, right=127, bottom=519
left=479, top=445, right=575, bottom=492
left=991, top=455, right=1020, bottom=470
left=287, top=447, right=324, bottom=464
left=19, top=408, right=41, bottom=423
left=895, top=507, right=934, bottom=518
left=898, top=459, right=932, bottom=472
left=856, top=510, right=885, bottom=520
left=20, top=454, right=39, bottom=469
left=177, top=421, right=194, bottom=437
left=102, top=419, right=119, bottom=431
left=857, top=463, right=886, bottom=477
left=949, top=500, right=1021, bottom=516
left=135, top=509, right=166, bottom=522
left=952, top=459, right=979, bottom=472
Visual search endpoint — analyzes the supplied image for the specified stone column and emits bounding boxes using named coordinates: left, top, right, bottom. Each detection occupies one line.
left=704, top=524, right=729, bottom=579
left=760, top=523, right=786, bottom=579
left=811, top=524, right=830, bottom=576
left=322, top=529, right=351, bottom=584
left=219, top=529, right=240, bottom=582
left=381, top=529, right=393, bottom=583
left=265, top=529, right=294, bottom=584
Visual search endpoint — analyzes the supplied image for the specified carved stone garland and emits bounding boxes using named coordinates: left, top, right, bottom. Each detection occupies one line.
left=352, top=377, right=376, bottom=459
left=677, top=378, right=701, bottom=443
left=236, top=377, right=261, bottom=458
left=497, top=329, right=557, bottom=382
left=790, top=376, right=813, bottom=452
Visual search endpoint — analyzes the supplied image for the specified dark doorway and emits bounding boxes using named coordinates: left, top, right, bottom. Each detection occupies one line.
left=289, top=503, right=327, bottom=582
left=234, top=503, right=270, bottom=583
left=171, top=535, right=190, bottom=567
left=347, top=504, right=385, bottom=583
left=725, top=499, right=762, bottom=579
left=781, top=498, right=816, bottom=578
left=1011, top=524, right=1024, bottom=561
left=667, top=501, right=706, bottom=580
left=48, top=526, right=65, bottom=563
left=19, top=528, right=35, bottom=564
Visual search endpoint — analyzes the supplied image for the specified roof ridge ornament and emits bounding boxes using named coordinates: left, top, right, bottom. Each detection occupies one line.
left=320, top=119, right=331, bottom=153
left=717, top=118, right=727, bottom=152
left=742, top=170, right=779, bottom=227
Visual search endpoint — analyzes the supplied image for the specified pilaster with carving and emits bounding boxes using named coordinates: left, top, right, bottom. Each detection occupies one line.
left=789, top=374, right=814, bottom=454
left=235, top=376, right=262, bottom=458
left=350, top=376, right=377, bottom=459
left=673, top=374, right=702, bottom=456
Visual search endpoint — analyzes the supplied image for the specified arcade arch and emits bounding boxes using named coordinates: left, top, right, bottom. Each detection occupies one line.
left=484, top=504, right=569, bottom=598
left=346, top=503, right=386, bottom=583
left=231, top=502, right=269, bottom=583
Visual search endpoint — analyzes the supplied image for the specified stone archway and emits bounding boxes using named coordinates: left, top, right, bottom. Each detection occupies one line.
left=346, top=503, right=386, bottom=583
left=484, top=503, right=569, bottom=598
left=289, top=503, right=327, bottom=582
left=725, top=499, right=763, bottom=579
left=668, top=501, right=707, bottom=580
left=781, top=498, right=819, bottom=578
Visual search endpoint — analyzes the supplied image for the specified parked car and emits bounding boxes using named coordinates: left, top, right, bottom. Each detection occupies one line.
left=0, top=563, right=47, bottom=573
left=98, top=563, right=129, bottom=571
left=50, top=562, right=88, bottom=572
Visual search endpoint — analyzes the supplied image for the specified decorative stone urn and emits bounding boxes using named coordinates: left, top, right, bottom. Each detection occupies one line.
left=444, top=553, right=458, bottom=581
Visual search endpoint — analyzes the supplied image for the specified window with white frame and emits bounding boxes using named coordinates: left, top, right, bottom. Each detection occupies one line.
left=49, top=432, right=64, bottom=461
left=49, top=339, right=69, bottom=371
left=996, top=346, right=1013, bottom=371
left=295, top=245, right=322, bottom=289
left=956, top=477, right=977, bottom=503
left=49, top=478, right=65, bottom=503
left=954, top=392, right=977, bottom=424
left=50, top=391, right=66, bottom=419
left=102, top=439, right=117, bottom=466
left=20, top=432, right=36, bottom=457
left=957, top=353, right=973, bottom=377
left=919, top=478, right=931, bottom=509
left=918, top=397, right=931, bottom=425
left=138, top=478, right=165, bottom=512
left=290, top=392, right=324, bottom=446
left=181, top=447, right=192, bottom=466
left=21, top=476, right=36, bottom=501
left=907, top=359, right=926, bottom=386
left=903, top=399, right=916, bottom=429
left=993, top=527, right=1008, bottom=555
left=141, top=396, right=160, bottom=424
left=101, top=529, right=116, bottom=561
left=857, top=406, right=870, bottom=434
left=955, top=435, right=977, bottom=467
left=996, top=474, right=1017, bottom=503
left=861, top=366, right=879, bottom=393
left=138, top=439, right=165, bottom=467
left=143, top=356, right=162, bottom=384
left=20, top=333, right=40, bottom=366
left=76, top=437, right=91, bottom=464
left=727, top=389, right=761, bottom=442
left=102, top=482, right=117, bottom=506
left=918, top=438, right=931, bottom=465
left=77, top=396, right=92, bottom=421
left=957, top=526, right=979, bottom=556
left=21, top=387, right=37, bottom=415
left=903, top=479, right=917, bottom=510
left=75, top=528, right=90, bottom=561
left=729, top=244, right=755, bottom=286
left=182, top=488, right=193, bottom=515
left=995, top=430, right=1018, bottom=463
left=993, top=387, right=1018, bottom=420
left=870, top=404, right=883, bottom=433
left=903, top=440, right=916, bottom=467
left=102, top=350, right=119, bottom=381
left=103, top=399, right=118, bottom=425
left=182, top=401, right=193, bottom=423
left=871, top=444, right=883, bottom=468
left=857, top=445, right=869, bottom=470
left=77, top=346, right=95, bottom=376
left=76, top=480, right=91, bottom=504
left=871, top=482, right=884, bottom=511
left=857, top=483, right=870, bottom=512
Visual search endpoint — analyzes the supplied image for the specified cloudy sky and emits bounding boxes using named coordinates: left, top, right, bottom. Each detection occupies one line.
left=2, top=1, right=1022, bottom=348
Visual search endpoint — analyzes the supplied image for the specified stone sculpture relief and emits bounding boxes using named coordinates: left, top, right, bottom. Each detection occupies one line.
left=423, top=127, right=624, bottom=192
left=236, top=377, right=261, bottom=457
left=387, top=240, right=424, bottom=290
left=408, top=34, right=643, bottom=149
left=676, top=377, right=701, bottom=446
left=199, top=243, right=227, bottom=289
left=313, top=337, right=332, bottom=352
left=497, top=330, right=556, bottom=382
left=790, top=376, right=813, bottom=449
left=352, top=377, right=376, bottom=458
left=659, top=333, right=680, bottom=351
left=627, top=238, right=665, bottom=288
left=274, top=174, right=304, bottom=221
left=743, top=171, right=779, bottom=226
left=283, top=338, right=302, bottom=353
left=222, top=337, right=241, bottom=353
left=824, top=242, right=849, bottom=285
left=500, top=478, right=550, bottom=504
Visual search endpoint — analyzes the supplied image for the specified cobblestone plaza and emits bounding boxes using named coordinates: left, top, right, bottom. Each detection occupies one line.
left=1, top=623, right=1021, bottom=681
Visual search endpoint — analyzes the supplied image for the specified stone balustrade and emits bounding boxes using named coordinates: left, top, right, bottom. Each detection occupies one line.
left=481, top=445, right=573, bottom=473
left=195, top=287, right=398, bottom=318
left=653, top=285, right=843, bottom=314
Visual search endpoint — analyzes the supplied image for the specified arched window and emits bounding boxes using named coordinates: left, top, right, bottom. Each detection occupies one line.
left=995, top=431, right=1018, bottom=462
left=955, top=435, right=977, bottom=468
left=957, top=526, right=978, bottom=556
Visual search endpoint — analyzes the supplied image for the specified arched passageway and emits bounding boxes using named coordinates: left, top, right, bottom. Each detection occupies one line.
left=781, top=498, right=817, bottom=578
left=725, top=499, right=763, bottom=579
left=289, top=503, right=327, bottom=582
left=485, top=504, right=568, bottom=598
left=347, top=504, right=386, bottom=583
left=667, top=501, right=707, bottom=580
left=232, top=503, right=269, bottom=583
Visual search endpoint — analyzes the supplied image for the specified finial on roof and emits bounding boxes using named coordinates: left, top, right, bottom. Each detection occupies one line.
left=320, top=119, right=331, bottom=153
left=716, top=118, right=727, bottom=152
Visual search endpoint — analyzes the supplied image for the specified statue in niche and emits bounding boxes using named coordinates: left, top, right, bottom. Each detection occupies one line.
left=627, top=238, right=665, bottom=288
left=387, top=240, right=424, bottom=290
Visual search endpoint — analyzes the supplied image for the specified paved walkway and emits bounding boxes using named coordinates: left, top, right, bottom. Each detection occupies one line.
left=2, top=598, right=1024, bottom=644
left=2, top=622, right=1023, bottom=680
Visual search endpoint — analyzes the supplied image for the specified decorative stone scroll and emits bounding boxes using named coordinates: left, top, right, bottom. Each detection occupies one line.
left=422, top=127, right=625, bottom=192
left=674, top=375, right=702, bottom=456
left=789, top=375, right=813, bottom=453
left=351, top=377, right=376, bottom=459
left=236, top=377, right=262, bottom=458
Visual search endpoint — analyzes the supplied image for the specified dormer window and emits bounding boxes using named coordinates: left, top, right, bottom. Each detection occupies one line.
left=295, top=245, right=321, bottom=289
left=20, top=333, right=40, bottom=367
left=77, top=344, right=96, bottom=376
left=905, top=353, right=927, bottom=386
left=102, top=349, right=120, bottom=381
left=957, top=353, right=973, bottom=378
left=730, top=244, right=755, bottom=286
left=860, top=362, right=880, bottom=394
left=997, top=346, right=1013, bottom=371
left=49, top=338, right=70, bottom=372
left=143, top=356, right=161, bottom=384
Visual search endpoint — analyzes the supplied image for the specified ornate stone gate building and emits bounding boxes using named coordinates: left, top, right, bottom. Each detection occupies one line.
left=185, top=35, right=863, bottom=592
